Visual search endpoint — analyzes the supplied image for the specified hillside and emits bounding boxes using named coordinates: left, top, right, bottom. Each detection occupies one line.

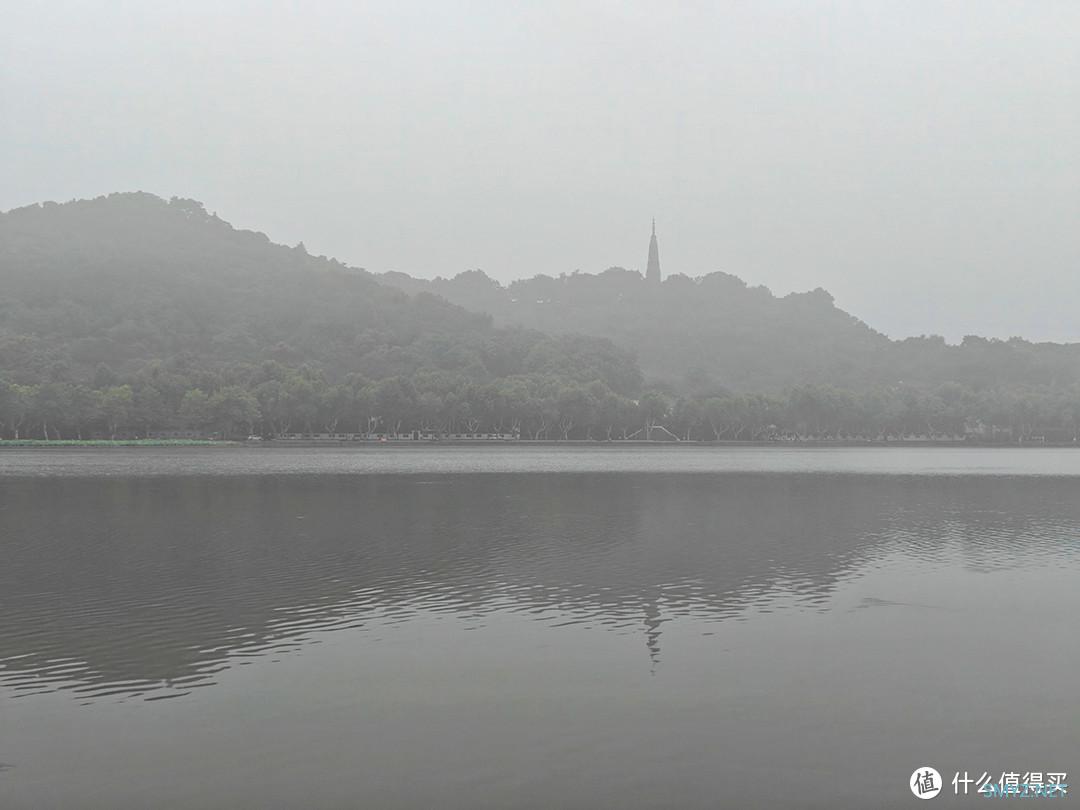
left=1, top=192, right=486, bottom=380
left=0, top=194, right=642, bottom=438
left=381, top=268, right=890, bottom=392
left=4, top=193, right=1080, bottom=443
left=379, top=268, right=1080, bottom=396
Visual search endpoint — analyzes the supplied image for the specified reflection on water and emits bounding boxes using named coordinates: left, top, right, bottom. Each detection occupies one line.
left=2, top=472, right=1078, bottom=702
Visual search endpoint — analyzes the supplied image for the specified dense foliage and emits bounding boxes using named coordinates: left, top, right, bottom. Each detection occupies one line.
left=5, top=373, right=1080, bottom=442
left=380, top=269, right=1080, bottom=395
left=0, top=194, right=640, bottom=438
left=3, top=192, right=1080, bottom=442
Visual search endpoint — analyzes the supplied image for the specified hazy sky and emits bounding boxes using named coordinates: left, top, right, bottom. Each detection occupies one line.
left=3, top=1, right=1079, bottom=341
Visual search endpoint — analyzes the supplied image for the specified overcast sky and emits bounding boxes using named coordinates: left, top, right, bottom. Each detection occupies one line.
left=3, top=1, right=1079, bottom=341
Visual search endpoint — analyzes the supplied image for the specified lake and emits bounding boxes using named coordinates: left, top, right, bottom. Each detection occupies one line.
left=1, top=447, right=1077, bottom=808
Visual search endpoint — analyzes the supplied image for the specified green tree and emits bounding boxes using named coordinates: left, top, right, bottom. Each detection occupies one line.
left=0, top=380, right=34, bottom=439
left=208, top=386, right=260, bottom=437
left=98, top=385, right=133, bottom=439
left=179, top=389, right=212, bottom=432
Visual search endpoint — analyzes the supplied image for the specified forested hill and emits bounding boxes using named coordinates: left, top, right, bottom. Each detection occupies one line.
left=379, top=269, right=1080, bottom=395
left=6, top=192, right=1080, bottom=443
left=381, top=268, right=888, bottom=391
left=1, top=192, right=486, bottom=379
left=0, top=193, right=642, bottom=438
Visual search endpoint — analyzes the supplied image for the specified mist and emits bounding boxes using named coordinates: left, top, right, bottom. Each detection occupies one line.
left=5, top=6, right=1080, bottom=807
left=4, top=0, right=1078, bottom=341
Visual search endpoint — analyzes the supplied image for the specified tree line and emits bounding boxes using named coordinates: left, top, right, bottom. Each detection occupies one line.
left=4, top=365, right=1080, bottom=442
left=380, top=269, right=1080, bottom=397
left=6, top=193, right=1080, bottom=444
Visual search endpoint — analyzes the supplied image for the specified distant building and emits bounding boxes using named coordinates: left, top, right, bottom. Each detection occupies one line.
left=645, top=218, right=661, bottom=284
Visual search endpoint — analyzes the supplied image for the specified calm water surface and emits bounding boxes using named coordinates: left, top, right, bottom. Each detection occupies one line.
left=1, top=447, right=1078, bottom=808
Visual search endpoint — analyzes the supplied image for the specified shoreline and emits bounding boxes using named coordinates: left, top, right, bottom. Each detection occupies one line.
left=0, top=439, right=236, bottom=448
left=2, top=439, right=1077, bottom=449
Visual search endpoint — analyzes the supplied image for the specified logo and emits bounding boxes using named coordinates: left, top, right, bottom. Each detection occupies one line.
left=911, top=767, right=942, bottom=799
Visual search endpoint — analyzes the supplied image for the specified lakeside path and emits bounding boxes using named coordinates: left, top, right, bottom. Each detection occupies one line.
left=4, top=444, right=1080, bottom=478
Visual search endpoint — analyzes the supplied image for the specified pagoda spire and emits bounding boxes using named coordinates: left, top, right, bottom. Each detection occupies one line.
left=645, top=219, right=661, bottom=284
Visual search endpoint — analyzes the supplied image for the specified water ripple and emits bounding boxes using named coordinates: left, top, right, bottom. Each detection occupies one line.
left=2, top=471, right=1079, bottom=702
